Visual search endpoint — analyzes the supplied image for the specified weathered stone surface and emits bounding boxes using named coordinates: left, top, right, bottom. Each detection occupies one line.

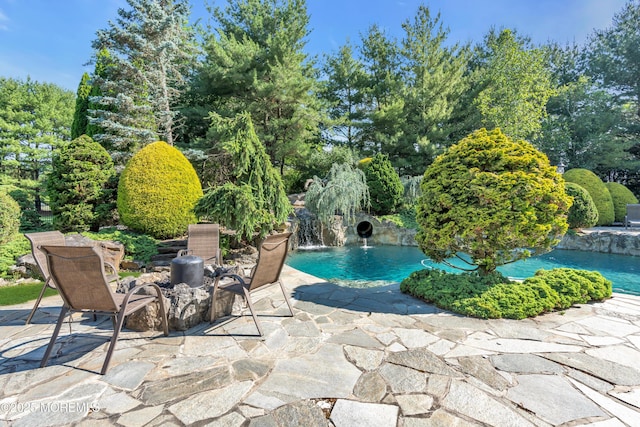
left=423, top=409, right=481, bottom=426
left=442, top=380, right=534, bottom=427
left=232, top=358, right=272, bottom=381
left=396, top=394, right=433, bottom=415
left=256, top=344, right=361, bottom=399
left=330, top=400, right=398, bottom=427
left=168, top=381, right=252, bottom=425
left=387, top=348, right=461, bottom=377
left=204, top=411, right=246, bottom=427
left=344, top=346, right=384, bottom=371
left=117, top=405, right=164, bottom=427
left=506, top=374, right=605, bottom=425
left=272, top=400, right=328, bottom=427
left=490, top=354, right=564, bottom=374
left=457, top=356, right=510, bottom=391
left=353, top=371, right=387, bottom=402
left=379, top=363, right=427, bottom=393
left=542, top=352, right=640, bottom=386
left=101, top=361, right=154, bottom=390
left=136, top=365, right=232, bottom=405
left=328, top=329, right=384, bottom=349
left=558, top=229, right=640, bottom=256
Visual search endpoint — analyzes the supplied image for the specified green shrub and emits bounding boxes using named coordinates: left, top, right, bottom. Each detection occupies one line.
left=0, top=235, right=30, bottom=278
left=0, top=191, right=20, bottom=244
left=563, top=168, right=614, bottom=226
left=416, top=128, right=571, bottom=274
left=604, top=182, right=639, bottom=223
left=118, top=141, right=203, bottom=239
left=362, top=153, right=404, bottom=215
left=46, top=135, right=117, bottom=232
left=401, top=267, right=611, bottom=319
left=82, top=227, right=158, bottom=263
left=565, top=182, right=598, bottom=229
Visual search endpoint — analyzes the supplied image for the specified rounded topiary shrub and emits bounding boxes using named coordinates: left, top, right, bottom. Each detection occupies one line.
left=565, top=182, right=598, bottom=229
left=604, top=182, right=639, bottom=223
left=416, top=128, right=571, bottom=274
left=46, top=135, right=116, bottom=232
left=118, top=141, right=203, bottom=239
left=0, top=191, right=20, bottom=244
left=362, top=153, right=404, bottom=215
left=563, top=168, right=614, bottom=226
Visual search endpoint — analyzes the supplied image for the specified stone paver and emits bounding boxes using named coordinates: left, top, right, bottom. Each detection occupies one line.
left=1, top=265, right=640, bottom=426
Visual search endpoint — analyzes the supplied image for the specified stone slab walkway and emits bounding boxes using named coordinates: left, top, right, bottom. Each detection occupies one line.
left=1, top=265, right=639, bottom=426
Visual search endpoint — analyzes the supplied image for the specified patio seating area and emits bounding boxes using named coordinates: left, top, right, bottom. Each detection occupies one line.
left=1, top=265, right=639, bottom=426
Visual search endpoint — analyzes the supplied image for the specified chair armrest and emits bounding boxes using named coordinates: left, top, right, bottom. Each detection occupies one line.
left=104, top=261, right=120, bottom=284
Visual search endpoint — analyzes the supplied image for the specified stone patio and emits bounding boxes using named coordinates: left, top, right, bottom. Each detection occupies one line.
left=1, top=265, right=639, bottom=426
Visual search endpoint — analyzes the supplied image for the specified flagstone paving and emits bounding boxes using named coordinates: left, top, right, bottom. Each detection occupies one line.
left=1, top=265, right=639, bottom=426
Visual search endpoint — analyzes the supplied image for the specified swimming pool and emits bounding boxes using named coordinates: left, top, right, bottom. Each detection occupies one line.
left=286, top=245, right=640, bottom=295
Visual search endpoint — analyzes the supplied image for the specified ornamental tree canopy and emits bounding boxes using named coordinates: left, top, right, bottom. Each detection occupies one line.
left=416, top=128, right=571, bottom=274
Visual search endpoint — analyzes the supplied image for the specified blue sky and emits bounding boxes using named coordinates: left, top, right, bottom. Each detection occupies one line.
left=0, top=0, right=628, bottom=92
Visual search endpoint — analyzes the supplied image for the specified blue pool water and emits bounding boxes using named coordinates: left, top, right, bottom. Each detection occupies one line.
left=286, top=246, right=640, bottom=295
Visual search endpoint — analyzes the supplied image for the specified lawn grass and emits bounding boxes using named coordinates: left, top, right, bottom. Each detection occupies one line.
left=0, top=272, right=142, bottom=306
left=0, top=282, right=57, bottom=306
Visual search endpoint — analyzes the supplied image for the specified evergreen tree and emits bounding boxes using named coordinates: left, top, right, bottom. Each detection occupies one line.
left=320, top=41, right=367, bottom=148
left=198, top=0, right=323, bottom=171
left=398, top=5, right=468, bottom=175
left=194, top=113, right=291, bottom=241
left=359, top=24, right=404, bottom=156
left=89, top=0, right=198, bottom=163
left=71, top=73, right=91, bottom=139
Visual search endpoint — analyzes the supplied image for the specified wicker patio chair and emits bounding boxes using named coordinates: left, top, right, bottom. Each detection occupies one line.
left=24, top=231, right=119, bottom=324
left=177, top=223, right=222, bottom=266
left=39, top=245, right=169, bottom=375
left=210, top=232, right=293, bottom=336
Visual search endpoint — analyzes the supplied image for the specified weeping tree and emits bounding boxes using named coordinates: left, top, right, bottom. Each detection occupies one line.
left=305, top=162, right=370, bottom=226
left=194, top=112, right=291, bottom=241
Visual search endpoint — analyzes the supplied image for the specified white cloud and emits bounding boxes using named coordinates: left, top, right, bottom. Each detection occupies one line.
left=0, top=9, right=9, bottom=31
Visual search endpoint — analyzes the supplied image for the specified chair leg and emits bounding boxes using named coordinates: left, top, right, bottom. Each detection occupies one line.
left=243, top=288, right=263, bottom=336
left=26, top=281, right=50, bottom=324
left=155, top=291, right=169, bottom=336
left=210, top=278, right=220, bottom=323
left=278, top=280, right=294, bottom=317
left=101, top=312, right=125, bottom=375
left=40, top=305, right=69, bottom=368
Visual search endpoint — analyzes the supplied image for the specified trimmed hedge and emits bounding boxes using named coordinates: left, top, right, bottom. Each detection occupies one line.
left=604, top=182, right=639, bottom=223
left=565, top=182, right=598, bottom=229
left=400, top=267, right=612, bottom=319
left=563, top=169, right=614, bottom=226
left=117, top=141, right=203, bottom=239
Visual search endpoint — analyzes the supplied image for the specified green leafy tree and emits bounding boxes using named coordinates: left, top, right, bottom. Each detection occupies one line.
left=604, top=181, right=639, bottom=222
left=46, top=135, right=116, bottom=232
left=90, top=0, right=198, bottom=161
left=320, top=41, right=367, bottom=148
left=361, top=153, right=403, bottom=215
left=470, top=29, right=555, bottom=140
left=0, top=77, right=74, bottom=209
left=0, top=191, right=20, bottom=244
left=587, top=1, right=640, bottom=121
left=118, top=141, right=202, bottom=239
left=197, top=0, right=323, bottom=171
left=416, top=128, right=571, bottom=275
left=397, top=5, right=468, bottom=174
left=359, top=24, right=404, bottom=157
left=563, top=168, right=615, bottom=225
left=194, top=113, right=291, bottom=241
left=305, top=162, right=370, bottom=226
left=565, top=182, right=598, bottom=229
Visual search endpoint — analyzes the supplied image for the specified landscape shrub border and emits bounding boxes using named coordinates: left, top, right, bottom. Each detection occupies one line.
left=400, top=267, right=612, bottom=319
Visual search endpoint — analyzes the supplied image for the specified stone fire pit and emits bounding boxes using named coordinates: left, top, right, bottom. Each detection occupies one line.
left=117, top=271, right=243, bottom=331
